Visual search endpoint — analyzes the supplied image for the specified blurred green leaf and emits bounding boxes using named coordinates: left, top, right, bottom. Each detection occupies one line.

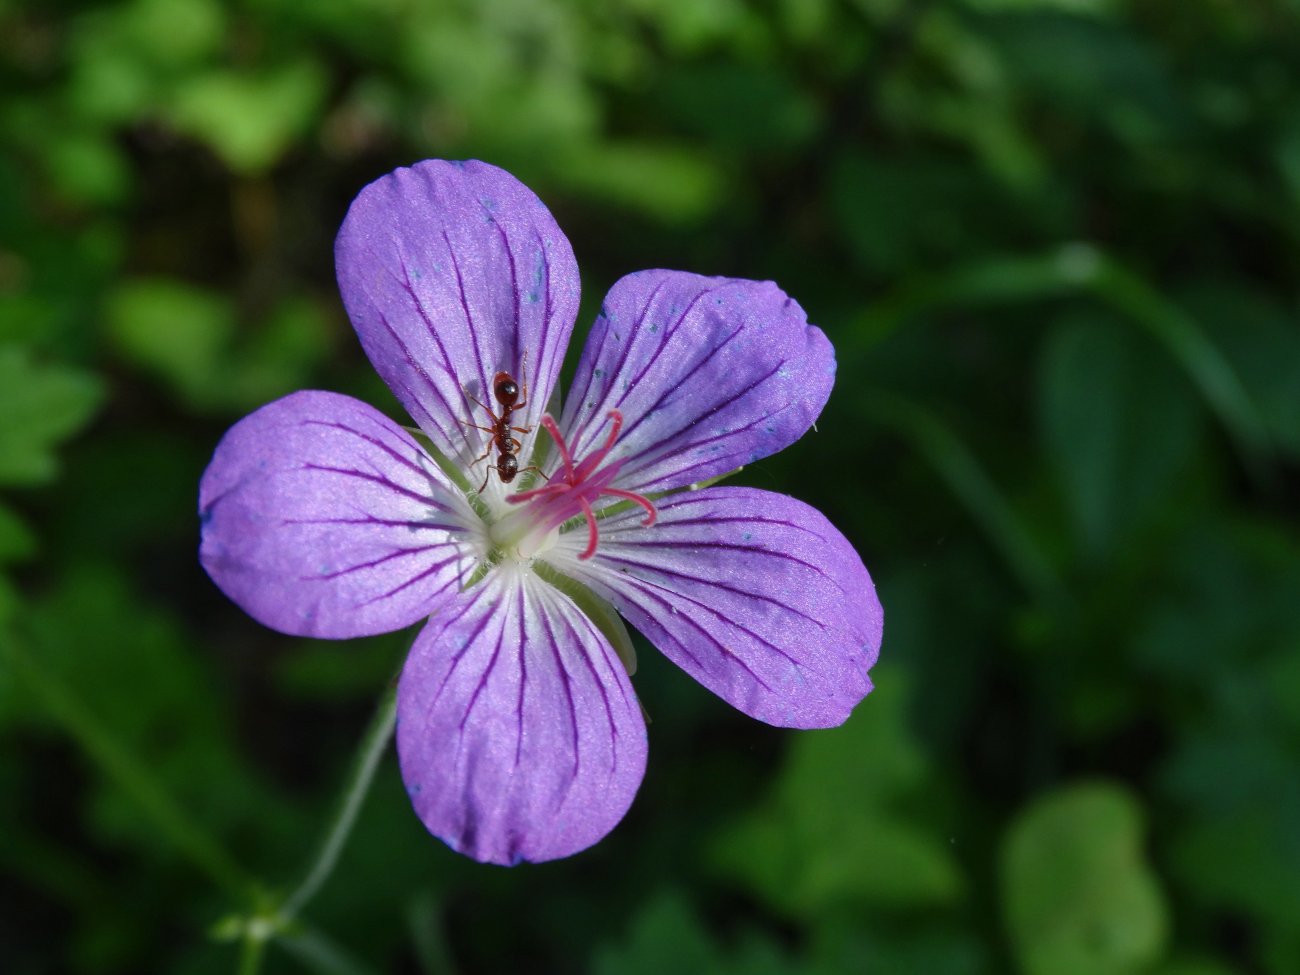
left=960, top=0, right=1118, bottom=14
left=0, top=502, right=36, bottom=563
left=107, top=278, right=234, bottom=398
left=1038, top=312, right=1200, bottom=560
left=1001, top=782, right=1168, bottom=975
left=854, top=246, right=1271, bottom=470
left=0, top=345, right=103, bottom=485
left=167, top=60, right=326, bottom=172
left=107, top=280, right=335, bottom=411
left=273, top=638, right=405, bottom=704
left=232, top=296, right=337, bottom=406
left=984, top=12, right=1185, bottom=141
left=627, top=0, right=762, bottom=55
left=548, top=142, right=727, bottom=223
left=43, top=131, right=131, bottom=206
left=123, top=0, right=226, bottom=67
left=1151, top=961, right=1241, bottom=975
left=1183, top=283, right=1300, bottom=459
left=712, top=671, right=963, bottom=915
left=859, top=390, right=1060, bottom=600
left=653, top=63, right=820, bottom=153
left=1163, top=733, right=1300, bottom=934
left=593, top=889, right=804, bottom=975
left=831, top=152, right=1007, bottom=274
left=17, top=565, right=303, bottom=869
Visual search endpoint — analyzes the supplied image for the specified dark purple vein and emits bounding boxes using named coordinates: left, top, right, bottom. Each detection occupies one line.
left=300, top=463, right=440, bottom=506
left=535, top=590, right=582, bottom=801
left=441, top=230, right=490, bottom=418
left=589, top=553, right=830, bottom=631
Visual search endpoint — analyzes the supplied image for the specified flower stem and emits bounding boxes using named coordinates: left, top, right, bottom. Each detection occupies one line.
left=280, top=684, right=398, bottom=919
left=237, top=932, right=267, bottom=975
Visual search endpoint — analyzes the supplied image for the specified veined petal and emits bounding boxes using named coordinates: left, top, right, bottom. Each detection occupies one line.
left=550, top=487, right=880, bottom=728
left=397, top=568, right=648, bottom=865
left=335, top=160, right=580, bottom=473
left=199, top=391, right=476, bottom=638
left=558, top=271, right=834, bottom=494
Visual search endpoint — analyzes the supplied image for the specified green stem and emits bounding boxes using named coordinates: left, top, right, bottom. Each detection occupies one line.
left=3, top=630, right=257, bottom=903
left=237, top=932, right=267, bottom=975
left=280, top=684, right=398, bottom=919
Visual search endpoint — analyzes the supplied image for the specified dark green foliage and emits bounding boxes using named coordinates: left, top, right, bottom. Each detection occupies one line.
left=1, top=0, right=1296, bottom=972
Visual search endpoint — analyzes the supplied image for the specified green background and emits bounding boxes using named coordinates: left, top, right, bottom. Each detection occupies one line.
left=2, top=0, right=1299, bottom=972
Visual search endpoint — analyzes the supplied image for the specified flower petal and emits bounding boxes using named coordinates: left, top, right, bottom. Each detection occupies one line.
left=550, top=486, right=880, bottom=728
left=199, top=391, right=476, bottom=638
left=335, top=159, right=580, bottom=474
left=397, top=570, right=648, bottom=865
left=558, top=271, right=834, bottom=494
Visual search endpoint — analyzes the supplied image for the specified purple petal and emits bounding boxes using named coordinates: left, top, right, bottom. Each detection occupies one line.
left=199, top=391, right=475, bottom=638
left=335, top=159, right=580, bottom=471
left=558, top=271, right=834, bottom=494
left=397, top=571, right=647, bottom=865
left=552, top=486, right=880, bottom=728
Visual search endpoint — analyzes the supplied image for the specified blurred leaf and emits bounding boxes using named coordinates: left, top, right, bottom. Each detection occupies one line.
left=627, top=0, right=762, bottom=54
left=653, top=63, right=820, bottom=153
left=1162, top=733, right=1300, bottom=933
left=107, top=278, right=234, bottom=399
left=167, top=60, right=326, bottom=173
left=0, top=502, right=36, bottom=563
left=1001, top=782, right=1168, bottom=975
left=984, top=12, right=1185, bottom=141
left=43, top=131, right=131, bottom=206
left=0, top=577, right=14, bottom=625
left=1182, top=283, right=1300, bottom=458
left=548, top=142, right=727, bottom=224
left=273, top=638, right=405, bottom=703
left=1038, top=312, right=1199, bottom=560
left=0, top=345, right=103, bottom=485
left=18, top=565, right=302, bottom=866
left=1134, top=524, right=1300, bottom=691
left=592, top=889, right=805, bottom=975
left=107, top=281, right=334, bottom=411
left=831, top=152, right=1009, bottom=274
left=712, top=671, right=963, bottom=915
left=961, top=0, right=1118, bottom=13
left=807, top=921, right=989, bottom=975
left=859, top=391, right=1060, bottom=600
left=854, top=246, right=1271, bottom=470
left=1151, top=961, right=1241, bottom=975
left=230, top=295, right=337, bottom=406
left=123, top=0, right=226, bottom=67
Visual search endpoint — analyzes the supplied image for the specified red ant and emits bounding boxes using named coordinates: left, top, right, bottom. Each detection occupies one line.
left=466, top=366, right=546, bottom=493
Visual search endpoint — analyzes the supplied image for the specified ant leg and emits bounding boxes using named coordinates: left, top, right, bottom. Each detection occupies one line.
left=510, top=424, right=532, bottom=434
left=467, top=394, right=500, bottom=423
left=464, top=421, right=496, bottom=434
left=478, top=462, right=502, bottom=494
left=516, top=465, right=549, bottom=483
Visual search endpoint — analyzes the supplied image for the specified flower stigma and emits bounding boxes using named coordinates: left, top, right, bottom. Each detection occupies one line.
left=482, top=409, right=656, bottom=565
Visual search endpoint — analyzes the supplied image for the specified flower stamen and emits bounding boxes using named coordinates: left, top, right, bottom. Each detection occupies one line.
left=506, top=409, right=656, bottom=560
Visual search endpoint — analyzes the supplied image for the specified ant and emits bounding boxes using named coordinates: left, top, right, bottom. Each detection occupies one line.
left=466, top=364, right=546, bottom=493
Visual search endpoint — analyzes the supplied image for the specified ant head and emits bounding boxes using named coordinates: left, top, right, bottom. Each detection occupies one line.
left=493, top=371, right=519, bottom=407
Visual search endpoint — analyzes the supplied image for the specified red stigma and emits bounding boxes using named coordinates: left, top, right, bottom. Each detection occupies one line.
left=506, top=410, right=656, bottom=559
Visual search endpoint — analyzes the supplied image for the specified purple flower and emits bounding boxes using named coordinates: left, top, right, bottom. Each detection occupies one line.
left=199, top=160, right=882, bottom=865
